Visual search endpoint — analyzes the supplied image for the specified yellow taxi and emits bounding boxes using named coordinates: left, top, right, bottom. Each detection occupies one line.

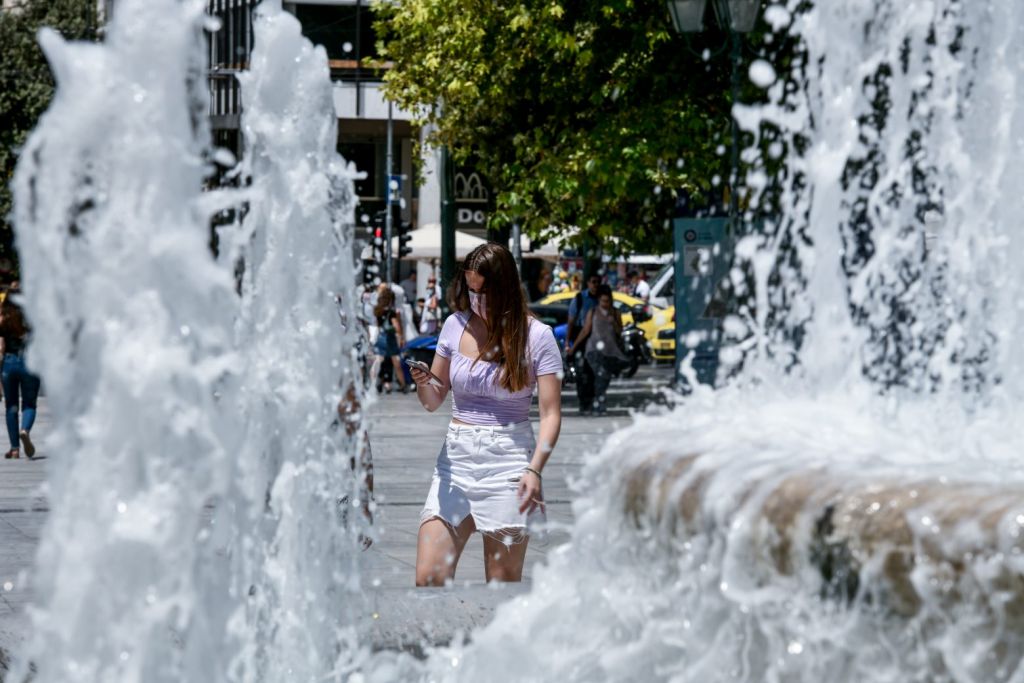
left=535, top=291, right=674, bottom=358
left=649, top=306, right=676, bottom=361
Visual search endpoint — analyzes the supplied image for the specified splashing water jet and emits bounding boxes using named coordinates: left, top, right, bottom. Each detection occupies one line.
left=11, top=0, right=1024, bottom=681
left=10, top=1, right=367, bottom=680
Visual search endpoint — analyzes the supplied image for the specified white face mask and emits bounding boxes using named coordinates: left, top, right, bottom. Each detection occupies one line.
left=469, top=291, right=487, bottom=319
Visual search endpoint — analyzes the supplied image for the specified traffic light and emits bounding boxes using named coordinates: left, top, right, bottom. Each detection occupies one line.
left=362, top=225, right=384, bottom=287
left=397, top=222, right=413, bottom=259
left=372, top=226, right=384, bottom=263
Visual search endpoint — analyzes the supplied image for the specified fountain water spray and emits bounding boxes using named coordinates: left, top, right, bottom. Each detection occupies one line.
left=10, top=0, right=367, bottom=680
left=12, top=0, right=1024, bottom=680
left=400, top=1, right=1024, bottom=682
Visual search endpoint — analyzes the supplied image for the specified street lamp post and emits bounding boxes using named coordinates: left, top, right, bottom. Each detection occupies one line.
left=666, top=0, right=759, bottom=220
left=665, top=0, right=760, bottom=389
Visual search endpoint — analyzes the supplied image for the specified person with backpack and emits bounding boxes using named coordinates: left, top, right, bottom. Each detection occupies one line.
left=565, top=274, right=600, bottom=415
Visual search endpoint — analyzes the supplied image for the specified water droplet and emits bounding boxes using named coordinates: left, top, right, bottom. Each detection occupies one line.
left=749, top=60, right=777, bottom=88
left=3, top=581, right=12, bottom=592
left=117, top=502, right=127, bottom=514
left=180, top=325, right=191, bottom=337
left=788, top=641, right=803, bottom=655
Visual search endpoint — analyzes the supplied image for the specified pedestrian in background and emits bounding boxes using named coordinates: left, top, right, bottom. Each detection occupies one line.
left=566, top=285, right=628, bottom=416
left=565, top=274, right=600, bottom=415
left=371, top=285, right=408, bottom=394
left=408, top=243, right=562, bottom=585
left=629, top=270, right=651, bottom=302
left=418, top=274, right=442, bottom=335
left=527, top=266, right=552, bottom=302
left=0, top=290, right=40, bottom=459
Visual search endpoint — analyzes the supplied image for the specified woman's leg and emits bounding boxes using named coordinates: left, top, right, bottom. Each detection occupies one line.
left=369, top=354, right=384, bottom=391
left=482, top=532, right=529, bottom=582
left=389, top=355, right=407, bottom=389
left=20, top=370, right=40, bottom=434
left=587, top=352, right=612, bottom=411
left=415, top=516, right=475, bottom=586
left=1, top=360, right=19, bottom=451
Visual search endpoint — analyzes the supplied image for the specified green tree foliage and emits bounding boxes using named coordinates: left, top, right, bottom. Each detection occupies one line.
left=0, top=0, right=98, bottom=270
left=375, top=0, right=735, bottom=254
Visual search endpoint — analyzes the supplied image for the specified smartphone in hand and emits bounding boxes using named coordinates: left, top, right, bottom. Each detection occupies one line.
left=404, top=358, right=444, bottom=388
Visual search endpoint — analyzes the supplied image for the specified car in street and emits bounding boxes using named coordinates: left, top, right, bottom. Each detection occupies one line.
left=649, top=307, right=676, bottom=362
left=402, top=292, right=678, bottom=367
left=534, top=290, right=672, bottom=345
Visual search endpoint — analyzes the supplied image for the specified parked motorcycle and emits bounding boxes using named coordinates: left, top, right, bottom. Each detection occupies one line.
left=618, top=323, right=651, bottom=378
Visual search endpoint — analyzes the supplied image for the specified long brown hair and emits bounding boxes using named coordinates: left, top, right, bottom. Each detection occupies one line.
left=448, top=243, right=531, bottom=392
left=373, top=285, right=395, bottom=319
left=0, top=290, right=28, bottom=340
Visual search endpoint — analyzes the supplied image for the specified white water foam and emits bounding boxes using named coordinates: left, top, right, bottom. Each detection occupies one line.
left=12, top=0, right=1024, bottom=681
left=10, top=0, right=367, bottom=680
left=392, top=1, right=1024, bottom=681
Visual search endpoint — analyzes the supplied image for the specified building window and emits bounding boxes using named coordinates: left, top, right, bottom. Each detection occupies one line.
left=294, top=4, right=377, bottom=62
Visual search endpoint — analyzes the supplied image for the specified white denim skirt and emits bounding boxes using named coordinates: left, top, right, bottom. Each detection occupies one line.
left=420, top=421, right=545, bottom=538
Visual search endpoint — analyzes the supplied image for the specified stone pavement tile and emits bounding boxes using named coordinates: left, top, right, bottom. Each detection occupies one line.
left=0, top=513, right=43, bottom=541
left=0, top=366, right=672, bottom=660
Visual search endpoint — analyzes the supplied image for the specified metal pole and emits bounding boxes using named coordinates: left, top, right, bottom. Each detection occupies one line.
left=511, top=221, right=523, bottom=275
left=729, top=29, right=741, bottom=226
left=440, top=146, right=457, bottom=298
left=355, top=0, right=362, bottom=117
left=385, top=101, right=394, bottom=283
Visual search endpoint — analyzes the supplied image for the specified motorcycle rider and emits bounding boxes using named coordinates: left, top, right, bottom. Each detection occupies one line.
left=566, top=284, right=628, bottom=416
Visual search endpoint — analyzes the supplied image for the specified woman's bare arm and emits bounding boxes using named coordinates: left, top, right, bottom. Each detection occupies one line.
left=566, top=309, right=594, bottom=356
left=410, top=353, right=452, bottom=412
left=518, top=373, right=562, bottom=513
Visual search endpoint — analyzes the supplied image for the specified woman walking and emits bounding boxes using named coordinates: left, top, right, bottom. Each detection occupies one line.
left=566, top=284, right=628, bottom=416
left=371, top=284, right=408, bottom=394
left=0, top=291, right=40, bottom=459
left=408, top=243, right=562, bottom=585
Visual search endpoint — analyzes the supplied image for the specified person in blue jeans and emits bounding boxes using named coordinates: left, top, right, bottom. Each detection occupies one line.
left=0, top=291, right=40, bottom=459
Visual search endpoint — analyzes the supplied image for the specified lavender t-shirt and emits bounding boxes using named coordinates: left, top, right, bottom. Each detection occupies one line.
left=435, top=312, right=562, bottom=426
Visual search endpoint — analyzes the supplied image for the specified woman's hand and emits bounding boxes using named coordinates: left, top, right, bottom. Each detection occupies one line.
left=409, top=366, right=434, bottom=388
left=517, top=470, right=544, bottom=514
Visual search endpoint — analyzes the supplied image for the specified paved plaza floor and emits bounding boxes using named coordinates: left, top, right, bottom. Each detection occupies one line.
left=0, top=365, right=672, bottom=665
